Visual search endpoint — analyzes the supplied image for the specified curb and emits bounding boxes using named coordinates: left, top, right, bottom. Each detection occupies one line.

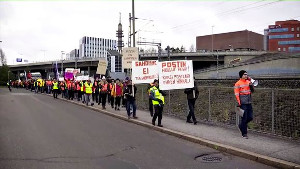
left=46, top=93, right=299, bottom=169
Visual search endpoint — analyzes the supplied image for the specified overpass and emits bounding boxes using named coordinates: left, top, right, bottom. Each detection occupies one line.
left=8, top=51, right=276, bottom=79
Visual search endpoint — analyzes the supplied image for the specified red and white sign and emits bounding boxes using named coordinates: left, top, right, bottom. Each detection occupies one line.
left=132, top=60, right=158, bottom=84
left=158, top=60, right=194, bottom=90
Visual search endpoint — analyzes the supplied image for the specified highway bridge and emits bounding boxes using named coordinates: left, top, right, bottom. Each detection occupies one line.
left=7, top=51, right=299, bottom=79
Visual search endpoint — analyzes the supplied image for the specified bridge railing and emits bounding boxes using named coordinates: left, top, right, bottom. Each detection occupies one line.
left=135, top=85, right=300, bottom=139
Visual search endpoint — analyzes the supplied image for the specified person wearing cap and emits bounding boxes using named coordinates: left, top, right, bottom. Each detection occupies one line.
left=149, top=79, right=166, bottom=127
left=234, top=70, right=255, bottom=139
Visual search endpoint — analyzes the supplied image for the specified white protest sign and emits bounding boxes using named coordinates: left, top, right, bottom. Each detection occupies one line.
left=158, top=60, right=194, bottom=90
left=75, top=75, right=89, bottom=81
left=65, top=68, right=74, bottom=73
left=132, top=60, right=158, bottom=84
left=122, top=47, right=139, bottom=69
left=96, top=59, right=107, bottom=75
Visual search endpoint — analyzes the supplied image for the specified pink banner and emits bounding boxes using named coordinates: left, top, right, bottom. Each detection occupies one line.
left=64, top=72, right=74, bottom=80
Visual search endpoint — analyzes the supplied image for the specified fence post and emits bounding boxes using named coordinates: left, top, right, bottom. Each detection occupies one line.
left=168, top=91, right=171, bottom=113
left=141, top=87, right=144, bottom=102
left=271, top=89, right=275, bottom=134
left=208, top=88, right=211, bottom=121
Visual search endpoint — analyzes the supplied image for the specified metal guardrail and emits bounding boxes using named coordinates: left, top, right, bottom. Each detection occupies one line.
left=135, top=85, right=300, bottom=139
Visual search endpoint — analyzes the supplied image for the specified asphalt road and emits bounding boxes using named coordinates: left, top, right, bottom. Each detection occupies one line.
left=0, top=88, right=275, bottom=169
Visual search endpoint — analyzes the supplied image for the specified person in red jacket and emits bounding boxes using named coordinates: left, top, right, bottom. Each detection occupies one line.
left=234, top=70, right=255, bottom=139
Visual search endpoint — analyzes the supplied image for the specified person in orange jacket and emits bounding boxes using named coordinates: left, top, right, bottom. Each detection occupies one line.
left=234, top=70, right=255, bottom=139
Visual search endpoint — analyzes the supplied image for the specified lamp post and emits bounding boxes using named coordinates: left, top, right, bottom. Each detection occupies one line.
left=211, top=26, right=214, bottom=52
left=61, top=51, right=65, bottom=76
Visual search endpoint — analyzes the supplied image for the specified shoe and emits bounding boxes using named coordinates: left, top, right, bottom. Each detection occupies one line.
left=115, top=107, right=117, bottom=110
left=242, top=134, right=248, bottom=139
left=128, top=116, right=131, bottom=119
left=133, top=116, right=138, bottom=119
left=91, top=103, right=94, bottom=106
left=152, top=122, right=155, bottom=126
left=98, top=102, right=100, bottom=105
left=186, top=120, right=193, bottom=123
left=194, top=121, right=198, bottom=125
left=157, top=124, right=163, bottom=127
left=117, top=108, right=120, bottom=110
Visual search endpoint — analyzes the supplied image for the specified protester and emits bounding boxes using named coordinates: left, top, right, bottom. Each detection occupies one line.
left=149, top=79, right=166, bottom=127
left=184, top=78, right=199, bottom=125
left=234, top=70, right=255, bottom=139
left=124, top=80, right=137, bottom=119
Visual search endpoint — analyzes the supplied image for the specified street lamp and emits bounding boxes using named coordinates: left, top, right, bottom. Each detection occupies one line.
left=61, top=51, right=65, bottom=76
left=211, top=26, right=214, bottom=52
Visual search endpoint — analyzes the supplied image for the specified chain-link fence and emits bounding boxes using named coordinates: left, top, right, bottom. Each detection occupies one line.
left=135, top=85, right=300, bottom=139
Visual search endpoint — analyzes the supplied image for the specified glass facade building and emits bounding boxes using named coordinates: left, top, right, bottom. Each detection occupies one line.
left=79, top=36, right=117, bottom=58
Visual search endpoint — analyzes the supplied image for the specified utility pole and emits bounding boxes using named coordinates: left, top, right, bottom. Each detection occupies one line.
left=211, top=26, right=214, bottom=52
left=61, top=51, right=65, bottom=76
left=132, top=0, right=136, bottom=47
left=128, top=13, right=132, bottom=47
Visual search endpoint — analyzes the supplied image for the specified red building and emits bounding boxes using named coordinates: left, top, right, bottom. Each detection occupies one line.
left=196, top=30, right=263, bottom=52
left=267, top=20, right=300, bottom=52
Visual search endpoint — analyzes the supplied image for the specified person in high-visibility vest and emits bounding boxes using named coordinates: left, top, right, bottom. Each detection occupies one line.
left=7, top=80, right=12, bottom=92
left=149, top=79, right=166, bottom=127
left=52, top=79, right=59, bottom=99
left=85, top=80, right=94, bottom=106
left=234, top=70, right=255, bottom=139
left=80, top=81, right=85, bottom=103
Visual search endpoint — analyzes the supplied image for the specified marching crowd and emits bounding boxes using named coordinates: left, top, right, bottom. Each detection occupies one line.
left=7, top=77, right=177, bottom=127
left=6, top=69, right=254, bottom=137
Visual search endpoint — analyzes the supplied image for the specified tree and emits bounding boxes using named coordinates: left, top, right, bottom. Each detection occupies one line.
left=189, top=44, right=195, bottom=52
left=0, top=49, right=7, bottom=66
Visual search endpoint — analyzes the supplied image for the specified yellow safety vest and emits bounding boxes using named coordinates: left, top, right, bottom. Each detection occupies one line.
left=53, top=82, right=58, bottom=89
left=151, top=86, right=165, bottom=105
left=85, top=82, right=93, bottom=94
left=80, top=82, right=84, bottom=91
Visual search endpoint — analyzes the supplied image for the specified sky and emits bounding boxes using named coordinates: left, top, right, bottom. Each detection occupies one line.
left=0, top=0, right=300, bottom=65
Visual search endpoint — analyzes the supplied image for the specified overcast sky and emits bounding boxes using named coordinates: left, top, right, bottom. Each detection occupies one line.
left=0, top=0, right=299, bottom=65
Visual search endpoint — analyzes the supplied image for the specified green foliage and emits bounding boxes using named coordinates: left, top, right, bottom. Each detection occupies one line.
left=0, top=65, right=16, bottom=86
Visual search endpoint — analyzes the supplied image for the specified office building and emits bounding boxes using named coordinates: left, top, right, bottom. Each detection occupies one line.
left=79, top=36, right=117, bottom=58
left=266, top=20, right=300, bottom=52
left=196, top=30, right=263, bottom=52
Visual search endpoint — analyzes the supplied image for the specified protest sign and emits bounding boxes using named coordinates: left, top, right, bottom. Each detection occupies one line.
left=64, top=72, right=74, bottom=80
left=158, top=60, right=194, bottom=90
left=122, top=47, right=139, bottom=69
left=96, top=59, right=107, bottom=75
left=132, top=60, right=158, bottom=84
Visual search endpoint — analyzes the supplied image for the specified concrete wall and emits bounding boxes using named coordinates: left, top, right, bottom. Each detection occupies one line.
left=195, top=57, right=300, bottom=79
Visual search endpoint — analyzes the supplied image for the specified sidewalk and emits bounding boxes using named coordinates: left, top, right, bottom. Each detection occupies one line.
left=49, top=94, right=300, bottom=168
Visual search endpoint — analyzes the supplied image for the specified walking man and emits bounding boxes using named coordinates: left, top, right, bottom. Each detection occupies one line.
left=234, top=70, right=255, bottom=139
left=184, top=78, right=199, bottom=125
left=85, top=80, right=94, bottom=106
left=52, top=79, right=59, bottom=99
left=150, top=79, right=166, bottom=127
left=124, top=80, right=137, bottom=119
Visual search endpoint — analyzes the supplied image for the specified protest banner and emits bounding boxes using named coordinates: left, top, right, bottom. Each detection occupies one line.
left=96, top=59, right=107, bottom=75
left=73, top=69, right=80, bottom=76
left=158, top=60, right=194, bottom=90
left=64, top=72, right=74, bottom=80
left=122, top=47, right=139, bottom=69
left=75, top=75, right=89, bottom=81
left=65, top=68, right=74, bottom=73
left=132, top=60, right=158, bottom=84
